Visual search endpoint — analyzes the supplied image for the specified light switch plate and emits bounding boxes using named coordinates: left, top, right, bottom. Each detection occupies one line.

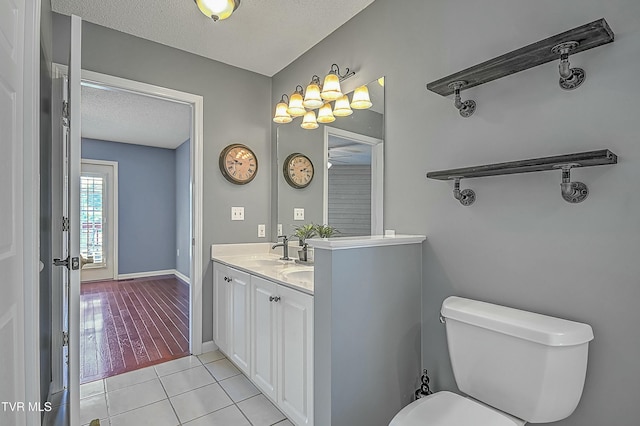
left=232, top=206, right=245, bottom=221
left=258, top=224, right=266, bottom=238
left=294, top=208, right=305, bottom=221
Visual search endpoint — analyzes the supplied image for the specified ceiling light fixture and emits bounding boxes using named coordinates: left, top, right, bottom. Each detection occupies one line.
left=273, top=64, right=371, bottom=130
left=195, top=0, right=240, bottom=22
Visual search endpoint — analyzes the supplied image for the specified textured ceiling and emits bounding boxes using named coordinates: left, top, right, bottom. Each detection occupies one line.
left=81, top=84, right=191, bottom=149
left=51, top=0, right=377, bottom=76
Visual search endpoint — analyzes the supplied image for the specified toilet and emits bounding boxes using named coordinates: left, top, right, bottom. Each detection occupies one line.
left=390, top=296, right=594, bottom=426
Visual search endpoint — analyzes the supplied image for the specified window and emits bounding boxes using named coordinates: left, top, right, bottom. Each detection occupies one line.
left=80, top=174, right=106, bottom=266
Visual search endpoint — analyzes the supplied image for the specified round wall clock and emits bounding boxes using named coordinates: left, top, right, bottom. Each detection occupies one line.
left=283, top=153, right=314, bottom=189
left=219, top=143, right=258, bottom=185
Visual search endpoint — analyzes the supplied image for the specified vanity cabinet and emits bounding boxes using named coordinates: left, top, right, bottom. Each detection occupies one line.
left=213, top=260, right=314, bottom=425
left=251, top=275, right=314, bottom=426
left=212, top=262, right=251, bottom=375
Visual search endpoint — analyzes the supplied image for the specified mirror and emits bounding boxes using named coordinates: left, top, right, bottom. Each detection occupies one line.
left=277, top=77, right=384, bottom=238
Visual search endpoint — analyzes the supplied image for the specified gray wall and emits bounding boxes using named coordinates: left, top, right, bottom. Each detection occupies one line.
left=176, top=139, right=191, bottom=278
left=82, top=138, right=177, bottom=275
left=39, top=0, right=54, bottom=407
left=53, top=14, right=272, bottom=341
left=277, top=108, right=383, bottom=235
left=328, top=165, right=371, bottom=237
left=274, top=0, right=640, bottom=424
left=314, top=243, right=422, bottom=425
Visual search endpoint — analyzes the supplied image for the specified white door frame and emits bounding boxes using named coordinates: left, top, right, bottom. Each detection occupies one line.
left=80, top=159, right=119, bottom=282
left=51, top=64, right=205, bottom=364
left=323, top=126, right=384, bottom=235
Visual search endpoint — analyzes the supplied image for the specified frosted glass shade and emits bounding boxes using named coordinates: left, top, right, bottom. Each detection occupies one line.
left=317, top=103, right=336, bottom=124
left=301, top=111, right=319, bottom=129
left=350, top=85, right=373, bottom=109
left=197, top=0, right=236, bottom=20
left=333, top=95, right=353, bottom=117
left=273, top=101, right=292, bottom=124
left=287, top=92, right=306, bottom=117
left=303, top=83, right=323, bottom=109
left=321, top=73, right=343, bottom=101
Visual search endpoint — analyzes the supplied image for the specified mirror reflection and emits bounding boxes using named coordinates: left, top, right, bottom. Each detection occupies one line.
left=277, top=77, right=384, bottom=238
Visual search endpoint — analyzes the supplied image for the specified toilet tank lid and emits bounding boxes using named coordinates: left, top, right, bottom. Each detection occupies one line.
left=441, top=296, right=594, bottom=346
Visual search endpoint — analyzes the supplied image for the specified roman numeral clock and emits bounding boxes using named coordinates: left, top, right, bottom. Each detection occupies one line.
left=219, top=144, right=258, bottom=185
left=283, top=153, right=314, bottom=189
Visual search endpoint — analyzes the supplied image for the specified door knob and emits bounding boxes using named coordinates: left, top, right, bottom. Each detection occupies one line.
left=80, top=255, right=94, bottom=269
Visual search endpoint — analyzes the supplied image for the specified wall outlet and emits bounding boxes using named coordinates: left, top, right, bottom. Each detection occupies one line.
left=277, top=224, right=283, bottom=236
left=258, top=224, right=266, bottom=238
left=385, top=229, right=396, bottom=236
left=294, top=208, right=305, bottom=221
left=177, top=249, right=180, bottom=257
left=232, top=206, right=245, bottom=221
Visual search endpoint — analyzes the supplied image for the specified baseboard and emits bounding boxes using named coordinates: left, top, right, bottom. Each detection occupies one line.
left=201, top=340, right=218, bottom=354
left=117, top=269, right=176, bottom=280
left=174, top=269, right=191, bottom=285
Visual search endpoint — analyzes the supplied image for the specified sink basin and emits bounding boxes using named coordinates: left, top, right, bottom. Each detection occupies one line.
left=280, top=267, right=314, bottom=284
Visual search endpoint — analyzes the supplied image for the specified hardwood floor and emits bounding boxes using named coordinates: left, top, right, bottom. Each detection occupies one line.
left=80, top=275, right=190, bottom=384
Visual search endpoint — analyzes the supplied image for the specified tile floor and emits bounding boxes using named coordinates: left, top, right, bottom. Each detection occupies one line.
left=74, top=350, right=293, bottom=426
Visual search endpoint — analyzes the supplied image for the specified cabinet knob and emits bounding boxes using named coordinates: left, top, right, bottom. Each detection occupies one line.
left=269, top=296, right=281, bottom=302
left=224, top=276, right=232, bottom=282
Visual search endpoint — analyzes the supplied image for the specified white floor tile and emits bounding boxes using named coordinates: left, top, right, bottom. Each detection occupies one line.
left=219, top=374, right=260, bottom=402
left=80, top=380, right=105, bottom=399
left=204, top=358, right=241, bottom=381
left=79, top=393, right=108, bottom=426
left=107, top=378, right=167, bottom=416
left=105, top=366, right=157, bottom=392
left=154, top=355, right=202, bottom=377
left=197, top=350, right=226, bottom=364
left=273, top=420, right=294, bottom=426
left=109, top=399, right=178, bottom=426
left=183, top=405, right=251, bottom=426
left=237, top=395, right=286, bottom=426
left=169, top=382, right=233, bottom=424
left=160, top=365, right=216, bottom=397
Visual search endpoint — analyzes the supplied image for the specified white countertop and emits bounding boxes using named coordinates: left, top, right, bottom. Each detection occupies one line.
left=307, top=234, right=426, bottom=250
left=211, top=244, right=314, bottom=295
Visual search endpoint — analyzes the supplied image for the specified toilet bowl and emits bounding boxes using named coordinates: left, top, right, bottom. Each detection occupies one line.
left=389, top=296, right=593, bottom=426
left=389, top=391, right=525, bottom=426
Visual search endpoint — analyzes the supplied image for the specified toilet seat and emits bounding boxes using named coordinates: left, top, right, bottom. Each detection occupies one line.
left=389, top=391, right=524, bottom=426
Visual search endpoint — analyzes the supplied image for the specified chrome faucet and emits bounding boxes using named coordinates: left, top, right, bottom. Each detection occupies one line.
left=272, top=235, right=291, bottom=260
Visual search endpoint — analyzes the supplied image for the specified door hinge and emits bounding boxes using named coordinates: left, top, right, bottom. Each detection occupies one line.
left=62, top=216, right=70, bottom=232
left=62, top=331, right=69, bottom=347
left=62, top=100, right=70, bottom=127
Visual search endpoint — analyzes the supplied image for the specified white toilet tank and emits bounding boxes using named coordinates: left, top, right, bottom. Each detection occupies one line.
left=441, top=296, right=594, bottom=424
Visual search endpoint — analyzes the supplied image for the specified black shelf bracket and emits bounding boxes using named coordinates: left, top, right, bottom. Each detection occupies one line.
left=426, top=150, right=617, bottom=205
left=426, top=19, right=614, bottom=117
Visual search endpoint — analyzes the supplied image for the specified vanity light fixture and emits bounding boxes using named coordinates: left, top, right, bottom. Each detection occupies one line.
left=301, top=111, right=319, bottom=129
left=303, top=76, right=324, bottom=109
left=273, top=63, right=361, bottom=129
left=350, top=85, right=373, bottom=110
left=317, top=103, right=336, bottom=124
left=273, top=94, right=293, bottom=124
left=287, top=85, right=306, bottom=117
left=551, top=41, right=586, bottom=90
left=333, top=94, right=353, bottom=117
left=321, top=64, right=355, bottom=101
left=195, top=0, right=240, bottom=21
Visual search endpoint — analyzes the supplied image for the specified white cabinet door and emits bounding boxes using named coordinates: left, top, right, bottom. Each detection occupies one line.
left=251, top=275, right=278, bottom=401
left=213, top=262, right=230, bottom=354
left=278, top=286, right=314, bottom=426
left=229, top=267, right=251, bottom=375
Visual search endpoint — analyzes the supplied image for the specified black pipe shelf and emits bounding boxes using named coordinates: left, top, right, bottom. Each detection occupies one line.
left=426, top=18, right=614, bottom=97
left=426, top=150, right=617, bottom=181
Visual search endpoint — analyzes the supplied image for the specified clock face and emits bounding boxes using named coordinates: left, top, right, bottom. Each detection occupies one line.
left=219, top=144, right=258, bottom=185
left=284, top=153, right=314, bottom=189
